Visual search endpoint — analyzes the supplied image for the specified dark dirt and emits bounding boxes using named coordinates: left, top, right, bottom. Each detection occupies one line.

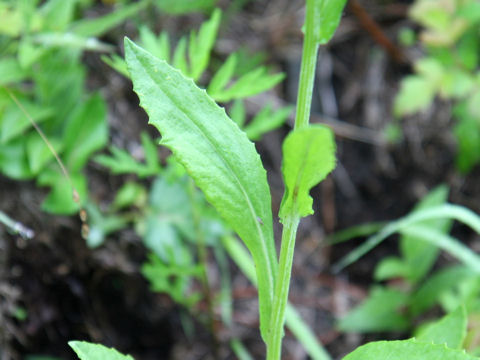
left=1, top=0, right=480, bottom=359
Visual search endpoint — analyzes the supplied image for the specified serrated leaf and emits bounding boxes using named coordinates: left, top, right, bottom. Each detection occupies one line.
left=125, top=38, right=277, bottom=340
left=310, top=0, right=348, bottom=45
left=416, top=306, right=467, bottom=349
left=68, top=341, right=134, bottom=360
left=343, top=339, right=479, bottom=360
left=279, top=125, right=336, bottom=220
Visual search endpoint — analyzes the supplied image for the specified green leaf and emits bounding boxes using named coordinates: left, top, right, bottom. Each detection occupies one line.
left=416, top=306, right=467, bottom=349
left=68, top=341, right=134, bottom=360
left=84, top=202, right=129, bottom=248
left=39, top=0, right=76, bottom=32
left=279, top=125, right=336, bottom=220
left=154, top=0, right=217, bottom=14
left=139, top=27, right=170, bottom=61
left=26, top=133, right=63, bottom=175
left=31, top=33, right=114, bottom=52
left=111, top=182, right=146, bottom=210
left=343, top=339, right=479, bottom=360
left=38, top=169, right=87, bottom=214
left=394, top=75, right=436, bottom=117
left=454, top=103, right=480, bottom=173
left=228, top=99, right=246, bottom=128
left=0, top=57, right=28, bottom=85
left=124, top=38, right=277, bottom=340
left=214, top=66, right=285, bottom=102
left=410, top=266, right=474, bottom=316
left=63, top=93, right=107, bottom=172
left=338, top=287, right=409, bottom=333
left=0, top=99, right=53, bottom=144
left=244, top=104, right=293, bottom=141
left=374, top=256, right=408, bottom=280
left=399, top=185, right=450, bottom=283
left=188, top=8, right=221, bottom=81
left=69, top=0, right=149, bottom=37
left=208, top=53, right=237, bottom=97
left=310, top=0, right=348, bottom=45
left=0, top=137, right=33, bottom=179
left=101, top=54, right=129, bottom=77
left=172, top=37, right=188, bottom=76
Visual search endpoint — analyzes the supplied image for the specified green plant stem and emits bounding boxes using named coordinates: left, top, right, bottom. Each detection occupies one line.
left=266, top=214, right=300, bottom=360
left=267, top=1, right=320, bottom=358
left=294, top=0, right=320, bottom=130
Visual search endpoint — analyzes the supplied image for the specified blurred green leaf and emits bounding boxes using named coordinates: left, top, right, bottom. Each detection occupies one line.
left=154, top=0, right=217, bottom=14
left=244, top=104, right=293, bottom=141
left=338, top=287, right=409, bottom=333
left=63, top=93, right=107, bottom=172
left=69, top=0, right=149, bottom=37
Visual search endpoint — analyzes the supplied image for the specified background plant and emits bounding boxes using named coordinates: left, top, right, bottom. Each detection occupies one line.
left=394, top=0, right=480, bottom=173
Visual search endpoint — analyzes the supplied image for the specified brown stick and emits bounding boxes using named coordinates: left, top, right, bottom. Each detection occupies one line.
left=349, top=0, right=408, bottom=65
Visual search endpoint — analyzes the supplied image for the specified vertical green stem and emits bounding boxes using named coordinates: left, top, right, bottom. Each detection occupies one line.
left=266, top=215, right=300, bottom=360
left=266, top=1, right=319, bottom=358
left=295, top=0, right=319, bottom=130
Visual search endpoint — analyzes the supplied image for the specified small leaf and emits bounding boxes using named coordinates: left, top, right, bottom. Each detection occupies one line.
left=244, top=104, right=293, bottom=141
left=228, top=99, right=246, bottom=128
left=63, top=93, right=107, bottom=172
left=208, top=53, right=237, bottom=98
left=125, top=38, right=277, bottom=340
left=154, top=0, right=217, bottom=14
left=37, top=170, right=87, bottom=214
left=416, top=306, right=467, bottom=349
left=338, top=287, right=409, bottom=333
left=111, top=182, right=146, bottom=210
left=188, top=8, right=221, bottom=81
left=172, top=37, right=188, bottom=76
left=310, top=0, right=348, bottom=45
left=394, top=75, right=436, bottom=117
left=68, top=341, right=134, bottom=360
left=343, top=338, right=479, bottom=360
left=279, top=125, right=336, bottom=221
left=69, top=0, right=149, bottom=37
